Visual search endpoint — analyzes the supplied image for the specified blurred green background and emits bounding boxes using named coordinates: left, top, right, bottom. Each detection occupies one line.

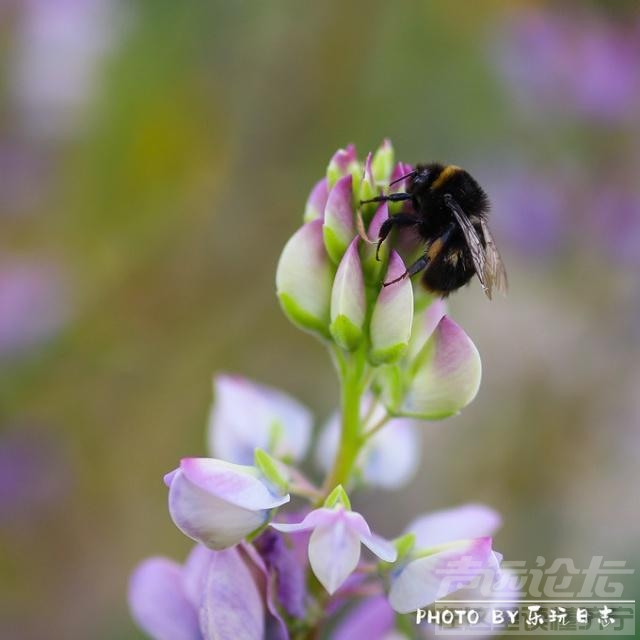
left=1, top=1, right=639, bottom=638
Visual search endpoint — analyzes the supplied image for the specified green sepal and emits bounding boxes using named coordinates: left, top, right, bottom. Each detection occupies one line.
left=323, top=226, right=349, bottom=264
left=369, top=342, right=408, bottom=367
left=278, top=293, right=331, bottom=340
left=324, top=484, right=351, bottom=510
left=330, top=315, right=363, bottom=351
left=372, top=140, right=394, bottom=183
left=254, top=448, right=289, bottom=494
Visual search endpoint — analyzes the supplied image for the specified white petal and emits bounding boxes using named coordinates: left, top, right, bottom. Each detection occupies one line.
left=345, top=511, right=397, bottom=562
left=308, top=519, right=362, bottom=594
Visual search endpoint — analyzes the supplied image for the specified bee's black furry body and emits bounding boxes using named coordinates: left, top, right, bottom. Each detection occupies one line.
left=364, top=161, right=505, bottom=298
left=408, top=163, right=490, bottom=296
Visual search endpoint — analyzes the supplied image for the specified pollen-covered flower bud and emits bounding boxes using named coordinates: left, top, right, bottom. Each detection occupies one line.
left=323, top=174, right=356, bottom=263
left=303, top=177, right=329, bottom=223
left=371, top=138, right=395, bottom=184
left=330, top=238, right=366, bottom=350
left=369, top=251, right=413, bottom=365
left=383, top=315, right=481, bottom=419
left=276, top=219, right=333, bottom=339
left=165, top=458, right=290, bottom=550
left=327, top=144, right=359, bottom=189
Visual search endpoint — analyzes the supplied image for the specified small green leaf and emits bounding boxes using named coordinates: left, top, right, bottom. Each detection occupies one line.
left=254, top=449, right=289, bottom=494
left=324, top=484, right=351, bottom=510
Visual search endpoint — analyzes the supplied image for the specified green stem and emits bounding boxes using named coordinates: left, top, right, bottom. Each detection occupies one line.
left=320, top=349, right=367, bottom=500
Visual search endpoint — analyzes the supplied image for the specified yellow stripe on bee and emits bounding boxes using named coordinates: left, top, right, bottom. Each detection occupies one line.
left=427, top=237, right=446, bottom=261
left=431, top=165, right=460, bottom=190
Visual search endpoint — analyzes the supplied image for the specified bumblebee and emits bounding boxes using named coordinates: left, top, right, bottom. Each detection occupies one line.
left=361, top=163, right=507, bottom=299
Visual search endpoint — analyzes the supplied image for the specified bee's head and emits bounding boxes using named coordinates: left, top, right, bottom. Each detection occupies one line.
left=411, top=163, right=443, bottom=191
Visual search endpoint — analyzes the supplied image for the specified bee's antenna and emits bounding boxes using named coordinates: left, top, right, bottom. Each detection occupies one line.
left=389, top=170, right=417, bottom=187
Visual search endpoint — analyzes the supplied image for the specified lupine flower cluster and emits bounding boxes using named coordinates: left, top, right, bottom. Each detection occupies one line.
left=129, top=142, right=510, bottom=639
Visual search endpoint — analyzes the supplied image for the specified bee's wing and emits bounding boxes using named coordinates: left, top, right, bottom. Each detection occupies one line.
left=480, top=219, right=508, bottom=298
left=445, top=196, right=490, bottom=297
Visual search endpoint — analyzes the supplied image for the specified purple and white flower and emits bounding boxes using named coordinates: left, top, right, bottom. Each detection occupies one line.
left=272, top=503, right=397, bottom=594
left=165, top=458, right=290, bottom=550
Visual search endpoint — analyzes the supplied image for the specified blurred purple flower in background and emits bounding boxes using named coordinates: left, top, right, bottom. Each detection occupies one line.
left=9, top=0, right=122, bottom=139
left=0, top=427, right=71, bottom=526
left=486, top=167, right=568, bottom=259
left=590, top=186, right=640, bottom=267
left=0, top=141, right=49, bottom=217
left=0, top=258, right=71, bottom=362
left=494, top=8, right=640, bottom=123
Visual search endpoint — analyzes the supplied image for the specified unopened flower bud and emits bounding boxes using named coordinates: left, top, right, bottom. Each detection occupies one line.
left=391, top=315, right=482, bottom=419
left=327, top=144, right=359, bottom=189
left=323, top=174, right=355, bottom=263
left=371, top=138, right=395, bottom=184
left=166, top=458, right=290, bottom=550
left=330, top=238, right=366, bottom=350
left=276, top=219, right=333, bottom=338
left=369, top=252, right=413, bottom=365
left=303, top=177, right=329, bottom=223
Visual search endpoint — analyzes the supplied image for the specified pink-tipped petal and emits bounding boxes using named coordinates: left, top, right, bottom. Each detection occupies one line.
left=179, top=458, right=288, bottom=511
left=389, top=162, right=414, bottom=193
left=359, top=152, right=377, bottom=205
left=367, top=203, right=389, bottom=240
left=128, top=557, right=202, bottom=640
left=327, top=144, right=358, bottom=187
left=389, top=538, right=498, bottom=613
left=407, top=298, right=447, bottom=360
left=199, top=547, right=265, bottom=640
left=308, top=518, right=362, bottom=594
left=330, top=238, right=366, bottom=349
left=407, top=504, right=503, bottom=549
left=369, top=251, right=414, bottom=364
left=208, top=374, right=312, bottom=464
left=323, top=174, right=355, bottom=262
left=276, top=219, right=333, bottom=338
left=303, top=177, right=329, bottom=223
left=400, top=315, right=481, bottom=419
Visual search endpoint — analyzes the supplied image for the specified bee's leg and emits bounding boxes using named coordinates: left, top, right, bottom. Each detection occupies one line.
left=383, top=254, right=430, bottom=287
left=382, top=222, right=457, bottom=287
left=376, top=213, right=420, bottom=260
left=360, top=192, right=412, bottom=205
